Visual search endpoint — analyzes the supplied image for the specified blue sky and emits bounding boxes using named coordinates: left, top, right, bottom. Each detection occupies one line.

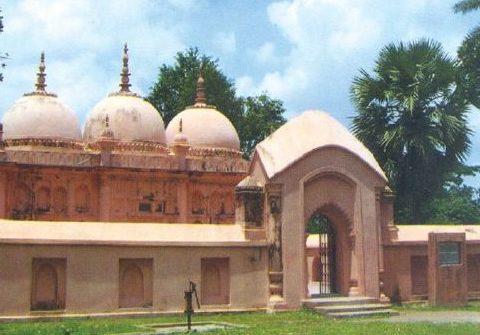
left=2, top=0, right=480, bottom=183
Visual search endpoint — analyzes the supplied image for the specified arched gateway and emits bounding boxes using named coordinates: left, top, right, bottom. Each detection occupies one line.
left=247, top=110, right=394, bottom=309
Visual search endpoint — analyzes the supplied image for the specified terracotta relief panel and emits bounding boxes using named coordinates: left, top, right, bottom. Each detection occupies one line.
left=190, top=183, right=235, bottom=224
left=111, top=177, right=179, bottom=222
left=7, top=169, right=98, bottom=221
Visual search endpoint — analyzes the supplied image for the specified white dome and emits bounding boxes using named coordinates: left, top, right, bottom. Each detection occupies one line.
left=3, top=94, right=82, bottom=140
left=166, top=105, right=240, bottom=151
left=83, top=94, right=166, bottom=144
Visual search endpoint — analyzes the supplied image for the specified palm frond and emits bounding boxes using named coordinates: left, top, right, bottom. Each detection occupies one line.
left=453, top=0, right=480, bottom=14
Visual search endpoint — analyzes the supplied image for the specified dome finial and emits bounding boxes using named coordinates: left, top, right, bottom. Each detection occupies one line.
left=24, top=52, right=56, bottom=97
left=36, top=51, right=47, bottom=92
left=119, top=43, right=131, bottom=93
left=194, top=67, right=206, bottom=105
left=172, top=117, right=189, bottom=149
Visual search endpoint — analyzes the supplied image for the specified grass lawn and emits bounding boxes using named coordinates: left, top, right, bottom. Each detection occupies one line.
left=394, top=300, right=480, bottom=313
left=1, top=308, right=480, bottom=335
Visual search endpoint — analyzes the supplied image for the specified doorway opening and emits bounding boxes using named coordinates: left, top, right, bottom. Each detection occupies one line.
left=306, top=213, right=336, bottom=296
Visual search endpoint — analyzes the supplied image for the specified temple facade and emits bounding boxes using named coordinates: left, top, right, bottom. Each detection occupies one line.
left=1, top=46, right=480, bottom=317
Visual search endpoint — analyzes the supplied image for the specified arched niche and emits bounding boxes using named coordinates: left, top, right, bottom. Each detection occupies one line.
left=120, top=264, right=144, bottom=308
left=191, top=190, right=205, bottom=215
left=119, top=259, right=153, bottom=308
left=36, top=186, right=51, bottom=212
left=222, top=192, right=235, bottom=215
left=210, top=191, right=222, bottom=215
left=201, top=258, right=230, bottom=305
left=13, top=182, right=32, bottom=215
left=31, top=258, right=66, bottom=311
left=74, top=185, right=90, bottom=213
left=53, top=187, right=67, bottom=213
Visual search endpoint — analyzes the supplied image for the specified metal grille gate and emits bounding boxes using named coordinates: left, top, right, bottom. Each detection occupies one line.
left=318, top=218, right=336, bottom=295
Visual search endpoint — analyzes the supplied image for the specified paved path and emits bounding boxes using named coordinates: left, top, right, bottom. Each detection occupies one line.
left=385, top=311, right=480, bottom=323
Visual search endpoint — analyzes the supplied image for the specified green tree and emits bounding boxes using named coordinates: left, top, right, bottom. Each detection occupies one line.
left=351, top=39, right=471, bottom=223
left=424, top=165, right=480, bottom=224
left=239, top=94, right=286, bottom=157
left=147, top=47, right=286, bottom=157
left=454, top=1, right=480, bottom=108
left=147, top=47, right=242, bottom=127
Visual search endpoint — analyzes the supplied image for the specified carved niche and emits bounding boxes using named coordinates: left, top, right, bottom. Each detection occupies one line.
left=235, top=177, right=264, bottom=227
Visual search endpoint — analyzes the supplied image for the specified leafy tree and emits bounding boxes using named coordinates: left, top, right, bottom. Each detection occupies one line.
left=147, top=47, right=242, bottom=127
left=306, top=214, right=330, bottom=234
left=239, top=94, right=286, bottom=157
left=351, top=39, right=471, bottom=223
left=147, top=47, right=286, bottom=157
left=424, top=166, right=480, bottom=224
left=454, top=1, right=480, bottom=108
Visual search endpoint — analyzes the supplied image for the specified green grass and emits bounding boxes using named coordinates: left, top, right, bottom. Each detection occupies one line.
left=393, top=300, right=480, bottom=313
left=1, top=309, right=480, bottom=335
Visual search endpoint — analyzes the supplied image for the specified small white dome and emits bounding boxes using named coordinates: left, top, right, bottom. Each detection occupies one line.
left=83, top=94, right=166, bottom=144
left=3, top=94, right=81, bottom=140
left=166, top=106, right=240, bottom=151
left=165, top=74, right=240, bottom=151
left=84, top=44, right=166, bottom=144
left=3, top=52, right=82, bottom=141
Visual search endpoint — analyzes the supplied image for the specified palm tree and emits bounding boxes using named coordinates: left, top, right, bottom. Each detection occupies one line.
left=454, top=0, right=480, bottom=108
left=351, top=39, right=471, bottom=223
left=454, top=0, right=480, bottom=14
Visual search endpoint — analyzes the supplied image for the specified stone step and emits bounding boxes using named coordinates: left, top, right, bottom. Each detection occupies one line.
left=315, top=303, right=392, bottom=314
left=302, top=296, right=376, bottom=309
left=327, top=309, right=398, bottom=319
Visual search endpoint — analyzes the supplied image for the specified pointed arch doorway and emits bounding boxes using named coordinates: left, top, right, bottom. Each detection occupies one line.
left=306, top=213, right=336, bottom=296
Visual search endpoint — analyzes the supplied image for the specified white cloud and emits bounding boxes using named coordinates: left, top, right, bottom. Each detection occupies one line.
left=1, top=0, right=187, bottom=122
left=239, top=0, right=380, bottom=102
left=254, top=42, right=276, bottom=63
left=236, top=76, right=255, bottom=97
left=166, top=0, right=197, bottom=11
left=213, top=32, right=237, bottom=54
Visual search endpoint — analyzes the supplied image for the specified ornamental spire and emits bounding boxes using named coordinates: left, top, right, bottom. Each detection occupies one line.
left=35, top=52, right=47, bottom=92
left=194, top=70, right=206, bottom=105
left=24, top=52, right=56, bottom=97
left=119, top=43, right=131, bottom=93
